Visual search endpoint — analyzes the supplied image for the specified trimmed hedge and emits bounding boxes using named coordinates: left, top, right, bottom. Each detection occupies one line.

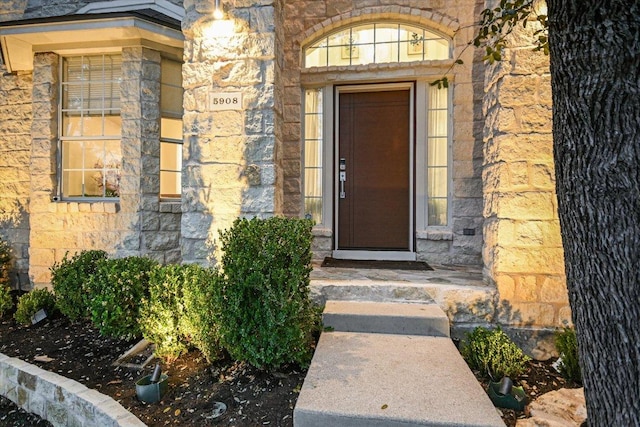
left=140, top=264, right=222, bottom=362
left=51, top=250, right=108, bottom=321
left=216, top=217, right=319, bottom=370
left=87, top=256, right=158, bottom=339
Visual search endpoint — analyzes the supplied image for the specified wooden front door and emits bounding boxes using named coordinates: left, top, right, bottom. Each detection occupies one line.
left=337, top=88, right=412, bottom=252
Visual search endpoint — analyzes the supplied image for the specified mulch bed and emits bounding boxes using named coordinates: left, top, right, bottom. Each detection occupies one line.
left=469, top=357, right=582, bottom=426
left=0, top=309, right=305, bottom=426
left=0, top=299, right=581, bottom=427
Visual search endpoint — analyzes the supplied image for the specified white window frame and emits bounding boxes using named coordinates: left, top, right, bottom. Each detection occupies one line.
left=57, top=53, right=123, bottom=202
left=415, top=81, right=453, bottom=230
left=304, top=21, right=452, bottom=68
left=159, top=57, right=184, bottom=201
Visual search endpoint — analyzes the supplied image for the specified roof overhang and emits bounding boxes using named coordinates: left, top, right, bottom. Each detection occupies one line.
left=0, top=13, right=184, bottom=72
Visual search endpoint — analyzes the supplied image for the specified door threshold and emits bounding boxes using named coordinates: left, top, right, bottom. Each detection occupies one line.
left=332, top=250, right=416, bottom=261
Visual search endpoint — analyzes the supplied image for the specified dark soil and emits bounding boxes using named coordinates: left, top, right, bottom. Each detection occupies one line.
left=0, top=297, right=580, bottom=427
left=470, top=357, right=582, bottom=426
left=0, top=306, right=305, bottom=426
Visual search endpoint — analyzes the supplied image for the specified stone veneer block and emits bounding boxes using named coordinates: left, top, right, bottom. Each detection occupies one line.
left=0, top=352, right=145, bottom=427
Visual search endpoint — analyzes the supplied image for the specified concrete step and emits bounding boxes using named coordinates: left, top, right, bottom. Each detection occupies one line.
left=309, top=278, right=498, bottom=326
left=323, top=301, right=450, bottom=337
left=294, top=332, right=504, bottom=427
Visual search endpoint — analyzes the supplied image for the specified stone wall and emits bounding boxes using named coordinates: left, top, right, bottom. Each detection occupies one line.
left=0, top=65, right=32, bottom=283
left=0, top=352, right=145, bottom=426
left=27, top=48, right=182, bottom=288
left=281, top=0, right=486, bottom=265
left=0, top=4, right=184, bottom=287
left=181, top=0, right=282, bottom=265
left=482, top=23, right=570, bottom=350
left=0, top=0, right=30, bottom=284
left=122, top=47, right=182, bottom=265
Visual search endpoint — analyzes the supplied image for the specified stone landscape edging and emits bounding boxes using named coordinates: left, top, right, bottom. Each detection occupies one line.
left=0, top=352, right=145, bottom=427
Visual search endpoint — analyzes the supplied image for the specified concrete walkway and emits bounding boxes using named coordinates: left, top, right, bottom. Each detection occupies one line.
left=295, top=265, right=504, bottom=426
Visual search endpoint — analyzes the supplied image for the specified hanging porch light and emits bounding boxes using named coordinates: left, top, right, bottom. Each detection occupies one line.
left=213, top=0, right=224, bottom=20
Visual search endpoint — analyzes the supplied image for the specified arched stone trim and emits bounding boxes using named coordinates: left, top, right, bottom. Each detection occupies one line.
left=299, top=6, right=459, bottom=49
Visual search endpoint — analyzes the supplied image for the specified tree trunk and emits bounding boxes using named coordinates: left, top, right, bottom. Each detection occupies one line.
left=547, top=1, right=640, bottom=425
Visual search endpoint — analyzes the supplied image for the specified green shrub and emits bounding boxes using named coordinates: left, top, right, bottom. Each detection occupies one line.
left=555, top=327, right=582, bottom=383
left=140, top=264, right=187, bottom=362
left=0, top=237, right=12, bottom=287
left=180, top=265, right=222, bottom=362
left=461, top=326, right=531, bottom=379
left=51, top=250, right=108, bottom=321
left=14, top=288, right=56, bottom=325
left=0, top=284, right=13, bottom=317
left=87, top=256, right=157, bottom=339
left=216, top=217, right=319, bottom=370
left=140, top=264, right=222, bottom=363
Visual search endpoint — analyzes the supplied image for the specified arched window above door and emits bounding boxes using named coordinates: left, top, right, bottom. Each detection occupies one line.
left=304, top=21, right=451, bottom=68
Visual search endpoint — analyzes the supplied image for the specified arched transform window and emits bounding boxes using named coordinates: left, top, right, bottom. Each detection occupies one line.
left=304, top=22, right=451, bottom=68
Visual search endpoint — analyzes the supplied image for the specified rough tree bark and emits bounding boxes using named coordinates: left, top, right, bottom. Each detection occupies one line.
left=547, top=1, right=640, bottom=425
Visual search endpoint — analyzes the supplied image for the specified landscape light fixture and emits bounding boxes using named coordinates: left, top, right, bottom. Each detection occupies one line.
left=213, top=0, right=224, bottom=20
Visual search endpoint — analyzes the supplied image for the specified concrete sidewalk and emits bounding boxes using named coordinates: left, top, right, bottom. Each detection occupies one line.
left=294, top=301, right=504, bottom=426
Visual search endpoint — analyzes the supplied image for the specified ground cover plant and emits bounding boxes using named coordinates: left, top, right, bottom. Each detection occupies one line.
left=0, top=237, right=13, bottom=317
left=555, top=327, right=582, bottom=383
left=13, top=288, right=56, bottom=326
left=461, top=326, right=531, bottom=380
left=459, top=326, right=582, bottom=426
left=0, top=284, right=12, bottom=317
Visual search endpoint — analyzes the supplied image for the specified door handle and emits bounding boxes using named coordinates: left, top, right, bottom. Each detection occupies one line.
left=339, top=171, right=346, bottom=199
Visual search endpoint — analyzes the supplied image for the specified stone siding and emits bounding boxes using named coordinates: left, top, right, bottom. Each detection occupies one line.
left=0, top=352, right=145, bottom=427
left=1, top=4, right=184, bottom=287
left=0, top=65, right=32, bottom=284
left=27, top=48, right=182, bottom=288
left=482, top=24, right=570, bottom=345
left=281, top=0, right=486, bottom=265
left=122, top=47, right=183, bottom=265
left=181, top=0, right=282, bottom=265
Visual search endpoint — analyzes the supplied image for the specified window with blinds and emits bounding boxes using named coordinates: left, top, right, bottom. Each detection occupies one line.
left=60, top=54, right=122, bottom=199
left=160, top=58, right=183, bottom=200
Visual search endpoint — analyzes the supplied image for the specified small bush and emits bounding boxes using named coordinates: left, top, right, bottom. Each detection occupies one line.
left=51, top=250, right=108, bottom=321
left=555, top=328, right=582, bottom=383
left=14, top=288, right=56, bottom=325
left=87, top=256, right=157, bottom=339
left=0, top=285, right=13, bottom=317
left=140, top=264, right=187, bottom=362
left=216, top=217, right=319, bottom=370
left=0, top=237, right=12, bottom=287
left=461, top=326, right=530, bottom=379
left=140, top=264, right=222, bottom=363
left=180, top=265, right=223, bottom=362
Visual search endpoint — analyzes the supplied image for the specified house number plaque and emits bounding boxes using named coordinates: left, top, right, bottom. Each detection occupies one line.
left=209, top=92, right=243, bottom=111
